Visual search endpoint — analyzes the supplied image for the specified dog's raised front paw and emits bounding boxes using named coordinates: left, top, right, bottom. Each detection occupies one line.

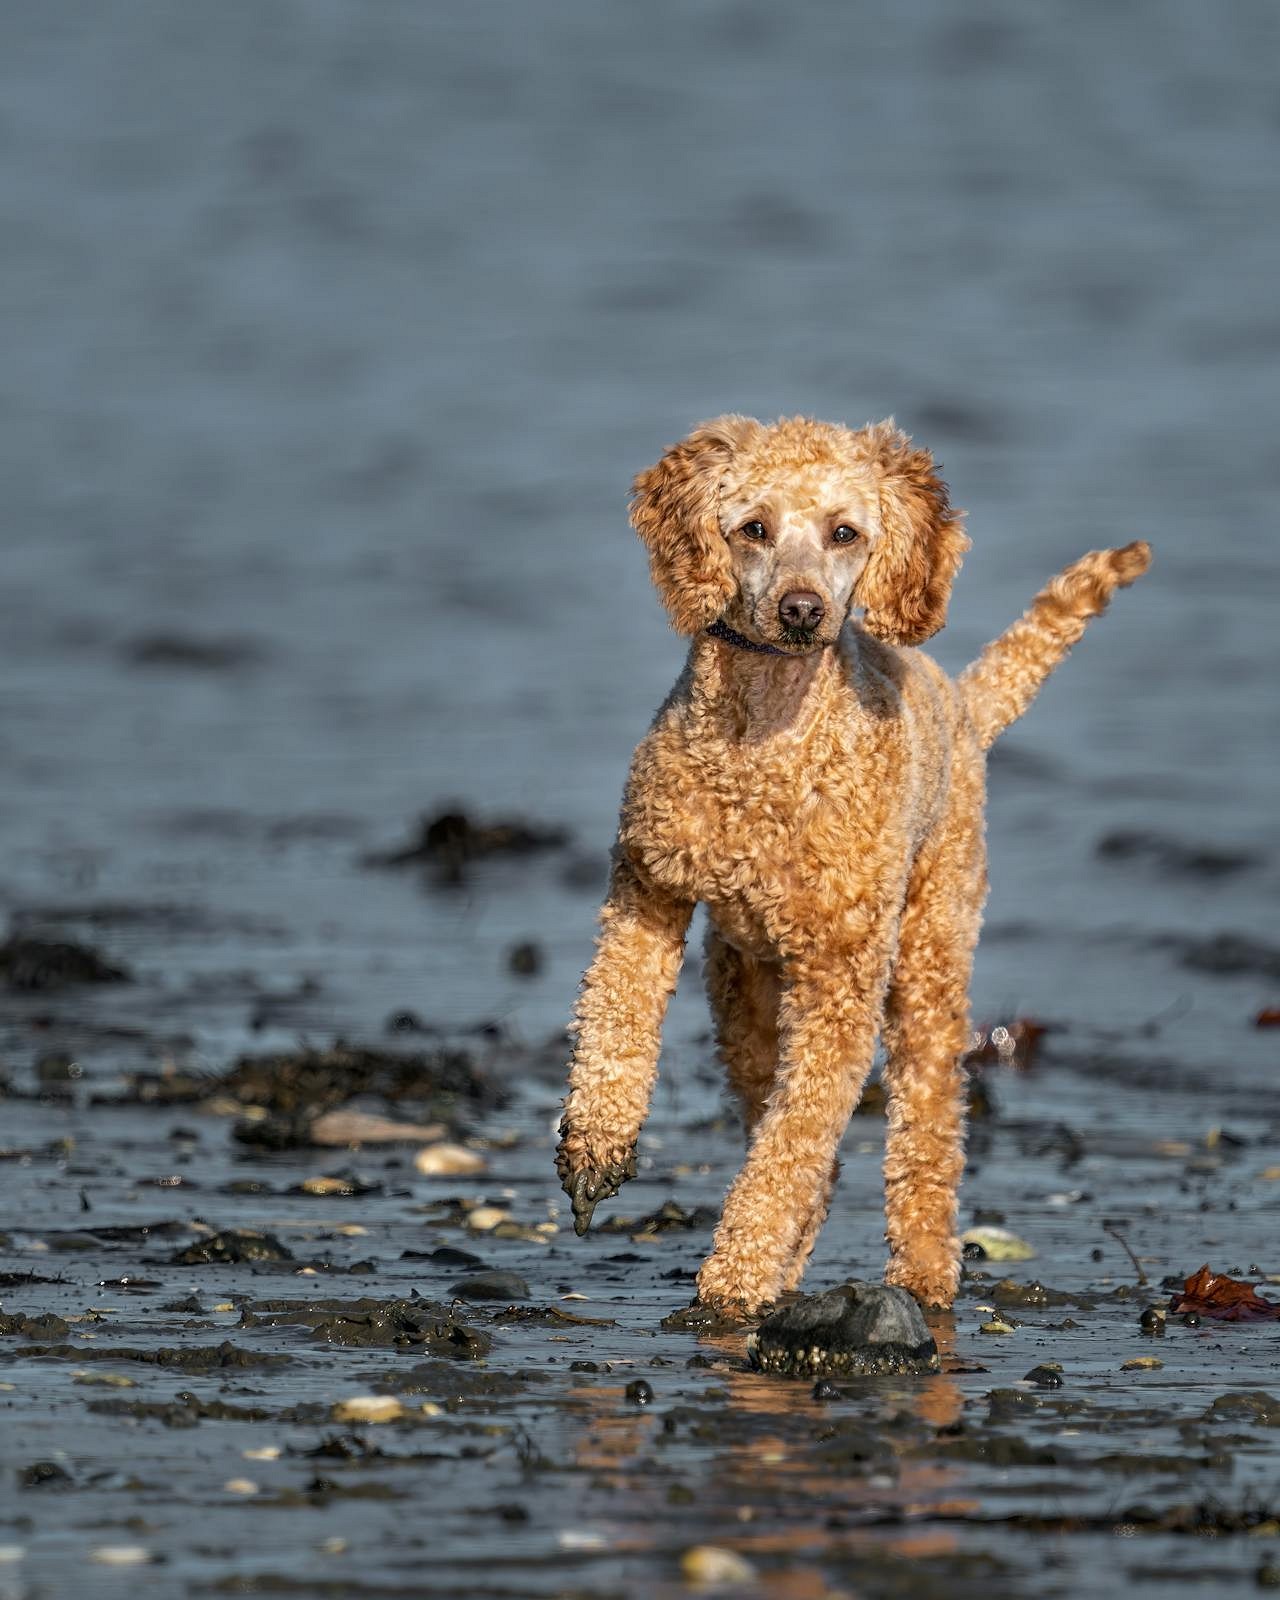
left=555, top=1120, right=637, bottom=1236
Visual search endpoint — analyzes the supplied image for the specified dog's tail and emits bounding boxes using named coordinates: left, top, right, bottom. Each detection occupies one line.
left=959, top=541, right=1151, bottom=750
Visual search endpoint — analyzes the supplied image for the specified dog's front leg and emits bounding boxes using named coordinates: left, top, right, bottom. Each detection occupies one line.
left=556, top=855, right=693, bottom=1234
left=696, top=941, right=890, bottom=1315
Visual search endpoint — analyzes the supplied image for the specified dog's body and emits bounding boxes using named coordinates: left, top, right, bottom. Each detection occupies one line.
left=556, top=416, right=1149, bottom=1315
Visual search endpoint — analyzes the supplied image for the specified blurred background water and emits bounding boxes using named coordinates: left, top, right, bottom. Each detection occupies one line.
left=2, top=0, right=1277, bottom=1080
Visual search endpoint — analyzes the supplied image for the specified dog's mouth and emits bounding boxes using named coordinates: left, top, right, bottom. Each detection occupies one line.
left=760, top=622, right=837, bottom=654
left=777, top=624, right=826, bottom=651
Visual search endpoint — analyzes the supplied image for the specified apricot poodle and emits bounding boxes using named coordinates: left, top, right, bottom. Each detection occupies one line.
left=556, top=415, right=1149, bottom=1315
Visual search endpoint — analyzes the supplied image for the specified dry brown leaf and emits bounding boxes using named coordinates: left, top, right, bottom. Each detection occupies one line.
left=1169, top=1264, right=1280, bottom=1322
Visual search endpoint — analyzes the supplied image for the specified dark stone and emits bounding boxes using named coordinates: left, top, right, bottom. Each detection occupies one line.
left=171, top=1230, right=294, bottom=1265
left=0, top=937, right=130, bottom=992
left=162, top=1294, right=207, bottom=1314
left=124, top=633, right=264, bottom=670
left=507, top=941, right=543, bottom=977
left=386, top=1010, right=430, bottom=1034
left=362, top=808, right=569, bottom=881
left=1172, top=932, right=1280, bottom=982
left=625, top=1379, right=654, bottom=1406
left=0, top=1312, right=71, bottom=1340
left=594, top=1199, right=714, bottom=1237
left=449, top=1270, right=530, bottom=1301
left=992, top=1278, right=1084, bottom=1310
left=239, top=1297, right=491, bottom=1358
left=403, top=1246, right=485, bottom=1269
left=662, top=1301, right=751, bottom=1335
left=1024, top=1364, right=1065, bottom=1388
left=1097, top=828, right=1258, bottom=878
left=19, top=1460, right=73, bottom=1489
left=36, top=1053, right=79, bottom=1084
left=17, top=1340, right=287, bottom=1372
left=217, top=1042, right=501, bottom=1121
left=748, top=1282, right=940, bottom=1378
left=1202, top=1391, right=1280, bottom=1427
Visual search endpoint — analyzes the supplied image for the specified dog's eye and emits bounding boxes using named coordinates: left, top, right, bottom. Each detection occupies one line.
left=832, top=524, right=861, bottom=545
left=738, top=520, right=769, bottom=542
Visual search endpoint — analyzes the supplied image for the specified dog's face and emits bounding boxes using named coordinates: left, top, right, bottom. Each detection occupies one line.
left=717, top=453, right=880, bottom=652
left=630, top=416, right=969, bottom=649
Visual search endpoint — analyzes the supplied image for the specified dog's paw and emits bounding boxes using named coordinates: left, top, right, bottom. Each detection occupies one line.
left=695, top=1255, right=779, bottom=1320
left=555, top=1120, right=637, bottom=1236
left=884, top=1241, right=961, bottom=1310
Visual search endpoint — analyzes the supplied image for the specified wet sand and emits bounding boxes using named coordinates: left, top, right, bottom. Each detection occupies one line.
left=3, top=834, right=1280, bottom=1598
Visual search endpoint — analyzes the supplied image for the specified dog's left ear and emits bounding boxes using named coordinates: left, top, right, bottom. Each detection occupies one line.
left=854, top=421, right=969, bottom=646
left=630, top=415, right=760, bottom=635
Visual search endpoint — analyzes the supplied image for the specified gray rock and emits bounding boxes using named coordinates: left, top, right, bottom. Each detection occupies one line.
left=748, top=1281, right=939, bottom=1377
left=449, top=1270, right=530, bottom=1301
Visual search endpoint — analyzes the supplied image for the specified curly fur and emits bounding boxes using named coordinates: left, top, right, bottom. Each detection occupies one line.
left=559, top=414, right=1150, bottom=1315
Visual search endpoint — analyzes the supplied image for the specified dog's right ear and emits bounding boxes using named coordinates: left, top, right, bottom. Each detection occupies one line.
left=630, top=415, right=760, bottom=635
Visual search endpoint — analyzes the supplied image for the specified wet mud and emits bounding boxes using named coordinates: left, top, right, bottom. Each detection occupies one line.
left=4, top=861, right=1280, bottom=1600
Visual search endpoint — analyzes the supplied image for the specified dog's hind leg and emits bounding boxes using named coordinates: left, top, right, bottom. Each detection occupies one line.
left=706, top=930, right=833, bottom=1295
left=704, top=928, right=781, bottom=1133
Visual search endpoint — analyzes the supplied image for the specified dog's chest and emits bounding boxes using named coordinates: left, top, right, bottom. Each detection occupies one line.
left=621, top=728, right=891, bottom=911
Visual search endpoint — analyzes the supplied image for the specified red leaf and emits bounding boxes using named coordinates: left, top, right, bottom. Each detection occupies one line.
left=1169, top=1264, right=1280, bottom=1322
left=1255, top=1007, right=1280, bottom=1028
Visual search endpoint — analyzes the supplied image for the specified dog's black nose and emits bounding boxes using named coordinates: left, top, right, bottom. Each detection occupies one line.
left=778, top=591, right=825, bottom=630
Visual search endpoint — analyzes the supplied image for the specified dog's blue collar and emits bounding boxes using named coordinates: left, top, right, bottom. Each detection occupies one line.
left=705, top=619, right=788, bottom=656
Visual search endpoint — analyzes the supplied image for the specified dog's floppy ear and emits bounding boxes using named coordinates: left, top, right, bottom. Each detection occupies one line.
left=854, top=421, right=969, bottom=646
left=630, top=415, right=760, bottom=634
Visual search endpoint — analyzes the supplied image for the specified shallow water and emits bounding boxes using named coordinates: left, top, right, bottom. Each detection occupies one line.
left=2, top=1, right=1280, bottom=1596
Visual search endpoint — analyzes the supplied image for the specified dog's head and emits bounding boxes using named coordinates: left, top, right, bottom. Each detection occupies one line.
left=630, top=415, right=968, bottom=651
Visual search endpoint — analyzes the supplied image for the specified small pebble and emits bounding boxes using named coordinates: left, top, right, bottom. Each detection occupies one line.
left=0, top=1548, right=27, bottom=1564
left=961, top=1225, right=1035, bottom=1262
left=90, top=1547, right=152, bottom=1566
left=1256, top=1555, right=1280, bottom=1589
left=980, top=1317, right=1017, bottom=1335
left=812, top=1379, right=843, bottom=1400
left=507, top=940, right=543, bottom=977
left=1024, top=1363, right=1064, bottom=1388
left=465, top=1206, right=511, bottom=1231
left=332, top=1396, right=405, bottom=1424
left=243, top=1446, right=282, bottom=1462
left=1139, top=1305, right=1167, bottom=1335
left=1121, top=1356, right=1164, bottom=1371
left=415, top=1143, right=487, bottom=1177
left=557, top=1530, right=608, bottom=1551
left=301, top=1175, right=353, bottom=1196
left=680, top=1545, right=757, bottom=1586
left=223, top=1478, right=259, bottom=1495
left=625, top=1379, right=654, bottom=1406
left=1183, top=1311, right=1202, bottom=1327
